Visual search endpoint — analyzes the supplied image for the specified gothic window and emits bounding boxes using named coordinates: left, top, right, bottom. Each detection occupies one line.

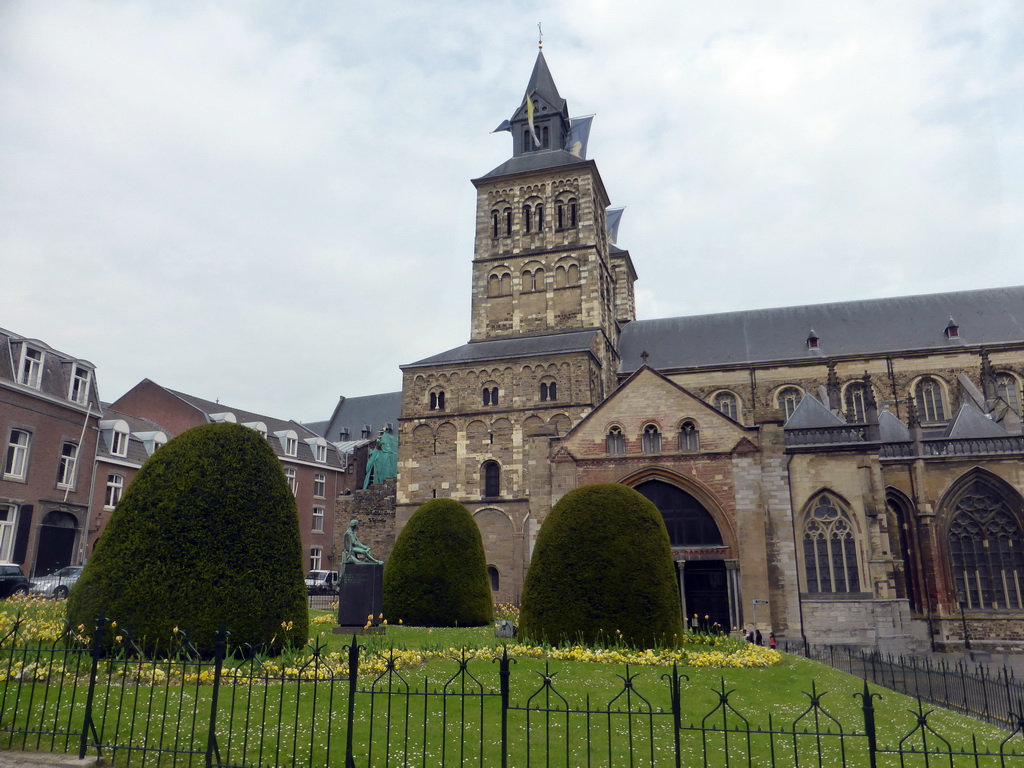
left=844, top=382, right=868, bottom=423
left=996, top=373, right=1021, bottom=415
left=483, top=461, right=500, bottom=498
left=483, top=386, right=499, bottom=407
left=540, top=381, right=557, bottom=401
left=606, top=426, right=625, bottom=455
left=642, top=424, right=662, bottom=454
left=803, top=495, right=861, bottom=594
left=948, top=484, right=1024, bottom=610
left=915, top=377, right=946, bottom=422
left=429, top=390, right=446, bottom=411
left=713, top=392, right=738, bottom=421
left=679, top=422, right=699, bottom=452
left=778, top=387, right=803, bottom=421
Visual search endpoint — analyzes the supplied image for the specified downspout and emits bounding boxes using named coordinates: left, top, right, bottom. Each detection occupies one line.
left=906, top=463, right=936, bottom=651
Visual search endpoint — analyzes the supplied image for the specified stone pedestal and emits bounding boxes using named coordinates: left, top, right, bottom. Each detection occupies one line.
left=336, top=563, right=384, bottom=631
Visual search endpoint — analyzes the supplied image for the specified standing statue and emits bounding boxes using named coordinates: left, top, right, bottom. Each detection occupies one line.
left=342, top=519, right=383, bottom=565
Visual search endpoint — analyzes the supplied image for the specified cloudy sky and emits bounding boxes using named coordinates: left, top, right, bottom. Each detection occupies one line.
left=2, top=1, right=1022, bottom=421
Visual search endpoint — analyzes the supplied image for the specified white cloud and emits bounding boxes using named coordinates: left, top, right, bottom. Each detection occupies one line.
left=1, top=0, right=1021, bottom=419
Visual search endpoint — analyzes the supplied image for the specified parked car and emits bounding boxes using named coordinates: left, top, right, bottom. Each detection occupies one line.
left=0, top=564, right=30, bottom=598
left=29, top=565, right=83, bottom=599
left=305, top=570, right=339, bottom=595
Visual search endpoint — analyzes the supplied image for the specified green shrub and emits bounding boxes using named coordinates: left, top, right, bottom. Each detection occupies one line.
left=68, top=423, right=308, bottom=655
left=519, top=484, right=683, bottom=647
left=382, top=498, right=492, bottom=627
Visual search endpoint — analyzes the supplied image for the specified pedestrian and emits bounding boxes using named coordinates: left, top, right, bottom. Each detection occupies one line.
left=768, top=632, right=776, bottom=649
left=745, top=629, right=753, bottom=643
left=755, top=629, right=763, bottom=646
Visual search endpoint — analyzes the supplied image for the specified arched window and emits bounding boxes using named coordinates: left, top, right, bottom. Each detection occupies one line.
left=642, top=424, right=661, bottom=454
left=713, top=392, right=738, bottom=421
left=536, top=204, right=544, bottom=229
left=606, top=426, right=625, bottom=455
left=803, top=495, right=861, bottom=594
left=523, top=205, right=531, bottom=234
left=482, top=386, right=499, bottom=406
left=540, top=381, right=557, bottom=402
left=915, top=377, right=946, bottom=422
left=491, top=210, right=499, bottom=238
left=499, top=273, right=512, bottom=295
left=503, top=207, right=512, bottom=236
left=430, top=390, right=446, bottom=411
left=996, top=373, right=1021, bottom=415
left=778, top=387, right=803, bottom=421
left=948, top=481, right=1024, bottom=610
left=679, top=422, right=699, bottom=452
left=488, top=566, right=499, bottom=591
left=488, top=274, right=500, bottom=297
left=844, top=382, right=868, bottom=423
left=567, top=264, right=579, bottom=285
left=483, top=461, right=500, bottom=498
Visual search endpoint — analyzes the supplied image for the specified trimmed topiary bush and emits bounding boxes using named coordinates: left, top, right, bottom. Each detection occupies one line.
left=382, top=498, right=492, bottom=627
left=68, top=422, right=308, bottom=655
left=519, top=484, right=683, bottom=647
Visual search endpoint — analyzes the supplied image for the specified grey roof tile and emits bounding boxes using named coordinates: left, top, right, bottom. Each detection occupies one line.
left=879, top=410, right=911, bottom=443
left=784, top=395, right=846, bottom=429
left=619, top=286, right=1024, bottom=372
left=943, top=403, right=1008, bottom=438
left=478, top=150, right=588, bottom=180
left=404, top=330, right=600, bottom=368
left=318, top=392, right=402, bottom=442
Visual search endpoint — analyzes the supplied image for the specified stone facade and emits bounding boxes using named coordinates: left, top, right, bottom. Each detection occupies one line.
left=393, top=50, right=1024, bottom=649
left=336, top=478, right=397, bottom=566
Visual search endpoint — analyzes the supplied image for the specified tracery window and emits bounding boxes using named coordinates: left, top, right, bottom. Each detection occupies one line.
left=679, top=422, right=699, bottom=452
left=995, top=373, right=1021, bottom=415
left=606, top=426, right=625, bottom=456
left=713, top=392, right=738, bottom=421
left=803, top=495, right=861, bottom=594
left=844, top=382, right=868, bottom=423
left=948, top=484, right=1024, bottom=610
left=778, top=387, right=803, bottom=421
left=641, top=424, right=661, bottom=454
left=915, top=377, right=946, bottom=422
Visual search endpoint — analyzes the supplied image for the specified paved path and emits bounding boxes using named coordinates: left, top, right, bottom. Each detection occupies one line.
left=0, top=753, right=100, bottom=768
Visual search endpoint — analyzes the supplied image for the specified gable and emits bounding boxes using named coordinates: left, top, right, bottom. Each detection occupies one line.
left=560, top=367, right=756, bottom=456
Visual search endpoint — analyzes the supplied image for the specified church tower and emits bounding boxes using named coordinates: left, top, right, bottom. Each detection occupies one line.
left=396, top=49, right=636, bottom=603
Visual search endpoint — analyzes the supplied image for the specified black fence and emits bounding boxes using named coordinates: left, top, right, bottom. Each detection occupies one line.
left=3, top=618, right=1024, bottom=767
left=785, top=640, right=1024, bottom=732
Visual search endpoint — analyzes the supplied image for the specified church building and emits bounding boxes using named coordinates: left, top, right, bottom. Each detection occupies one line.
left=395, top=50, right=1024, bottom=650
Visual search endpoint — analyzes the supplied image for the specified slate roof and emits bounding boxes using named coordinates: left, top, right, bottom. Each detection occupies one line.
left=783, top=395, right=845, bottom=429
left=96, top=406, right=169, bottom=467
left=943, top=403, right=1009, bottom=439
left=314, top=392, right=403, bottom=443
left=479, top=150, right=588, bottom=180
left=619, top=286, right=1024, bottom=373
left=0, top=327, right=101, bottom=411
left=403, top=330, right=600, bottom=369
left=878, top=411, right=911, bottom=443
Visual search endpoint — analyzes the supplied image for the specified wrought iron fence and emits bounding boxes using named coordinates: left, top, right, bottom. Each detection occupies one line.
left=3, top=617, right=1024, bottom=767
left=783, top=640, right=1024, bottom=731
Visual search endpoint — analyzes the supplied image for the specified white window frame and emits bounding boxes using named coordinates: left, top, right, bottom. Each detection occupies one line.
left=69, top=365, right=91, bottom=405
left=312, top=506, right=325, bottom=533
left=284, top=467, right=297, bottom=494
left=4, top=429, right=30, bottom=480
left=0, top=505, right=17, bottom=562
left=310, top=547, right=323, bottom=571
left=57, top=442, right=79, bottom=489
left=313, top=473, right=326, bottom=498
left=105, top=473, right=125, bottom=509
left=19, top=347, right=43, bottom=388
left=110, top=428, right=128, bottom=457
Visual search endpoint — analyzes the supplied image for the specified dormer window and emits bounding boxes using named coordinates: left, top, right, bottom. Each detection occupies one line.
left=275, top=430, right=299, bottom=457
left=361, top=424, right=372, bottom=439
left=306, top=437, right=329, bottom=463
left=806, top=330, right=819, bottom=350
left=134, top=431, right=168, bottom=456
left=209, top=412, right=237, bottom=423
left=19, top=347, right=43, bottom=388
left=243, top=421, right=268, bottom=439
left=945, top=317, right=960, bottom=339
left=68, top=365, right=91, bottom=405
left=100, top=419, right=130, bottom=458
left=339, top=428, right=350, bottom=441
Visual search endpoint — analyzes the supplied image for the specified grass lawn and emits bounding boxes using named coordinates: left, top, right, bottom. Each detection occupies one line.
left=0, top=600, right=1020, bottom=766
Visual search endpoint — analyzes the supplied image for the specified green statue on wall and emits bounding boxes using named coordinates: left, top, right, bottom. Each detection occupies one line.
left=342, top=519, right=383, bottom=566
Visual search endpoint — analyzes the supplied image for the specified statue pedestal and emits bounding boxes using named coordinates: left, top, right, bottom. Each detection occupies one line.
left=335, top=563, right=384, bottom=631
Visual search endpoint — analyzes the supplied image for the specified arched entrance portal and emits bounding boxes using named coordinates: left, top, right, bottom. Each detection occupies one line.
left=35, top=511, right=79, bottom=577
left=635, top=480, right=736, bottom=631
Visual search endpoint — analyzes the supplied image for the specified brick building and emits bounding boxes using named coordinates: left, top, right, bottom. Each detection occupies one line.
left=111, top=379, right=349, bottom=573
left=395, top=50, right=1024, bottom=650
left=0, top=328, right=101, bottom=576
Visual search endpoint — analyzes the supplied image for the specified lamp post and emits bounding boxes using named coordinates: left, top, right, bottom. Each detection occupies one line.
left=959, top=601, right=972, bottom=651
